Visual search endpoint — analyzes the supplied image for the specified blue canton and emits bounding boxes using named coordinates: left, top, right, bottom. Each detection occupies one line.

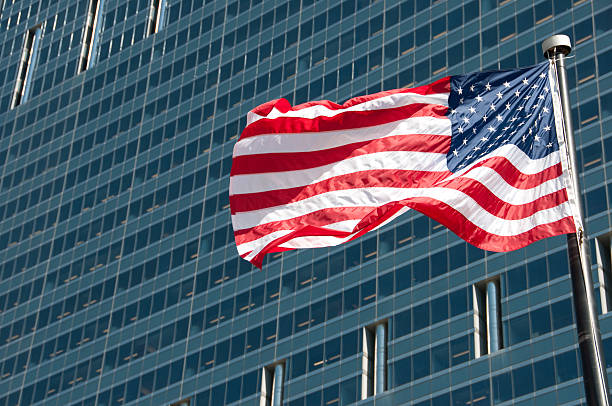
left=446, top=62, right=557, bottom=172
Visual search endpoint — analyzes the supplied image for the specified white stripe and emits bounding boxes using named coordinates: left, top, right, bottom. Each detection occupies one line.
left=234, top=162, right=566, bottom=228
left=239, top=229, right=293, bottom=258
left=448, top=163, right=564, bottom=200
left=232, top=170, right=568, bottom=231
left=234, top=116, right=450, bottom=157
left=238, top=208, right=409, bottom=255
left=229, top=150, right=448, bottom=196
left=231, top=143, right=559, bottom=198
left=279, top=234, right=354, bottom=249
left=318, top=219, right=362, bottom=232
left=236, top=190, right=572, bottom=255
left=446, top=143, right=560, bottom=181
left=246, top=92, right=449, bottom=124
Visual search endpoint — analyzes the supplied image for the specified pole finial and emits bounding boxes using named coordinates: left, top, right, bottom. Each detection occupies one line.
left=542, top=34, right=572, bottom=58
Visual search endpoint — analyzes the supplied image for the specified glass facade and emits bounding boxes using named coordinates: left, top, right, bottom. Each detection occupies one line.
left=0, top=0, right=610, bottom=405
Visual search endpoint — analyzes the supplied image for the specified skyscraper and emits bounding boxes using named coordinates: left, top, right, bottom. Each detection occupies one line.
left=0, top=0, right=611, bottom=405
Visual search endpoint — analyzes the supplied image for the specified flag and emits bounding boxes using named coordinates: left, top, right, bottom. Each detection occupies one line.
left=229, top=62, right=577, bottom=267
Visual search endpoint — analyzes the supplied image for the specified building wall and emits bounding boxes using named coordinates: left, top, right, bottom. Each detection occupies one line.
left=0, top=0, right=611, bottom=405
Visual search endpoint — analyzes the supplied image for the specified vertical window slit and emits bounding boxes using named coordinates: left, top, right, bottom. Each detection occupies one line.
left=261, top=362, right=285, bottom=406
left=169, top=398, right=190, bottom=406
left=473, top=277, right=503, bottom=357
left=12, top=25, right=42, bottom=108
left=596, top=235, right=612, bottom=314
left=147, top=0, right=168, bottom=36
left=361, top=321, right=387, bottom=399
left=78, top=0, right=105, bottom=73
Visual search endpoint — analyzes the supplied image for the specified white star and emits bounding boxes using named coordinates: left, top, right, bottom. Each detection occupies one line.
left=522, top=78, right=529, bottom=85
left=458, top=87, right=463, bottom=95
left=524, top=95, right=531, bottom=100
left=453, top=149, right=459, bottom=156
left=529, top=127, right=533, bottom=135
left=476, top=95, right=483, bottom=102
left=518, top=121, right=525, bottom=126
left=544, top=86, right=549, bottom=93
left=485, top=82, right=492, bottom=91
left=510, top=116, right=518, bottom=122
left=482, top=114, right=488, bottom=122
left=472, top=128, right=477, bottom=134
left=496, top=91, right=503, bottom=99
left=496, top=114, right=503, bottom=122
left=487, top=126, right=495, bottom=132
left=463, top=117, right=470, bottom=124
left=474, top=146, right=481, bottom=151
left=505, top=103, right=511, bottom=110
left=458, top=126, right=464, bottom=133
left=531, top=84, right=538, bottom=90
left=544, top=125, right=551, bottom=131
left=514, top=90, right=520, bottom=97
left=469, top=106, right=476, bottom=113
left=460, top=97, right=464, bottom=104
left=543, top=106, right=549, bottom=113
left=522, top=135, right=527, bottom=142
left=534, top=135, right=541, bottom=142
left=490, top=104, right=496, bottom=111
left=462, top=138, right=468, bottom=145
left=481, top=136, right=489, bottom=142
left=470, top=85, right=475, bottom=92
left=517, top=105, right=524, bottom=111
left=538, top=94, right=545, bottom=100
left=546, top=142, right=553, bottom=148
left=503, top=81, right=510, bottom=88
left=539, top=72, right=546, bottom=79
left=502, top=126, right=510, bottom=131
left=532, top=104, right=539, bottom=109
left=450, top=108, right=457, bottom=115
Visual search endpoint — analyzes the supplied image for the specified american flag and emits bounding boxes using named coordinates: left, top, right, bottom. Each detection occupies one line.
left=230, top=62, right=577, bottom=267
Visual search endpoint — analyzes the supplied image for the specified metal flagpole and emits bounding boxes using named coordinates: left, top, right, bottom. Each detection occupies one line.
left=543, top=34, right=611, bottom=405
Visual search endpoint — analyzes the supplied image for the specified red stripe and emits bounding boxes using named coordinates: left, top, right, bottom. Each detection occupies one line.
left=234, top=206, right=375, bottom=244
left=230, top=170, right=449, bottom=214
left=462, top=157, right=563, bottom=190
left=400, top=197, right=575, bottom=252
left=437, top=178, right=569, bottom=220
left=231, top=133, right=451, bottom=175
left=250, top=77, right=451, bottom=116
left=246, top=203, right=408, bottom=268
left=243, top=199, right=575, bottom=268
left=233, top=180, right=569, bottom=246
left=230, top=159, right=564, bottom=214
left=241, top=103, right=448, bottom=139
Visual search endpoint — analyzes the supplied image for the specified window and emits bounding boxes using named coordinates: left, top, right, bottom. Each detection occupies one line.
left=169, top=398, right=190, bottom=406
left=596, top=234, right=612, bottom=314
left=147, top=0, right=167, bottom=35
left=78, top=0, right=105, bottom=72
left=473, top=277, right=502, bottom=357
left=362, top=321, right=387, bottom=399
left=261, top=362, right=285, bottom=406
left=12, top=25, right=42, bottom=108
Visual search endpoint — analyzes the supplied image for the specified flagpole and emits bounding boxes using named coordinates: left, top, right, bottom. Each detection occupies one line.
left=543, top=34, right=611, bottom=406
